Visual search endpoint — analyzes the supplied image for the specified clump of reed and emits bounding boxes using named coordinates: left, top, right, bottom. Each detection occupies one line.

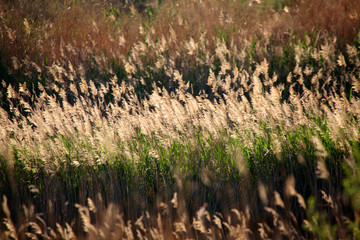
left=1, top=0, right=360, bottom=239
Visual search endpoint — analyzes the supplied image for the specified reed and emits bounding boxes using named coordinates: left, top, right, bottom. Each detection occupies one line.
left=1, top=0, right=360, bottom=239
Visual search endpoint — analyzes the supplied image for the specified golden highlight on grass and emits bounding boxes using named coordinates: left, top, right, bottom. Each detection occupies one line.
left=0, top=0, right=360, bottom=239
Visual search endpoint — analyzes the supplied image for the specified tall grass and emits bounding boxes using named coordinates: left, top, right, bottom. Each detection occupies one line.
left=0, top=0, right=360, bottom=239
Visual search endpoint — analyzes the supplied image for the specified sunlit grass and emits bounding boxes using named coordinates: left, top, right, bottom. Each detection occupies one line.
left=0, top=0, right=360, bottom=239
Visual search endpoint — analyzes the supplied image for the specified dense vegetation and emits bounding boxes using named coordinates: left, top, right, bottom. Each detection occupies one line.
left=0, top=0, right=360, bottom=239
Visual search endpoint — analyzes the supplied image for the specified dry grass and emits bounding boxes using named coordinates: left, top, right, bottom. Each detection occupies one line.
left=0, top=0, right=360, bottom=239
left=294, top=0, right=360, bottom=43
left=0, top=35, right=359, bottom=238
left=3, top=0, right=358, bottom=74
left=0, top=0, right=358, bottom=104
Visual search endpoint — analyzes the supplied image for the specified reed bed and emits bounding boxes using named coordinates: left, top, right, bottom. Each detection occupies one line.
left=0, top=0, right=360, bottom=239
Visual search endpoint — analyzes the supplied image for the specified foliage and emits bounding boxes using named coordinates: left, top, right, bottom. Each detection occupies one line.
left=1, top=0, right=360, bottom=239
